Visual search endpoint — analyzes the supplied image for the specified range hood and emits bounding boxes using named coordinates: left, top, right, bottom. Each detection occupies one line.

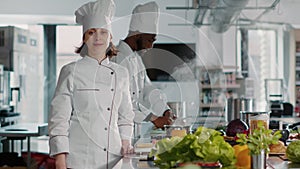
left=166, top=0, right=281, bottom=33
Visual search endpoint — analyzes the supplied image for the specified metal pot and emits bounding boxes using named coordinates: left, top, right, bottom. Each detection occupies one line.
left=227, top=98, right=254, bottom=122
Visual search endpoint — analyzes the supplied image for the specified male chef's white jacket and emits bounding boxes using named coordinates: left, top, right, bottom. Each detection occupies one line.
left=48, top=56, right=134, bottom=169
left=111, top=40, right=169, bottom=123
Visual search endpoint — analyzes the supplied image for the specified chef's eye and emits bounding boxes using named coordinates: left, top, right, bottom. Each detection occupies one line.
left=87, top=29, right=96, bottom=36
left=100, top=30, right=108, bottom=35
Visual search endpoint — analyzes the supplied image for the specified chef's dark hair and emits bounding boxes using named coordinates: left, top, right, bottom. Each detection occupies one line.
left=75, top=33, right=118, bottom=58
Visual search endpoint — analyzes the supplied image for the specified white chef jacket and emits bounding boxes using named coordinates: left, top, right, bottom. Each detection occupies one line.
left=48, top=56, right=134, bottom=169
left=111, top=40, right=169, bottom=123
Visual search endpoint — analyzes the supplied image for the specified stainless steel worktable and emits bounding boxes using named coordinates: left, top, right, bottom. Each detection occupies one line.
left=112, top=135, right=300, bottom=169
left=112, top=155, right=300, bottom=169
left=0, top=123, right=48, bottom=169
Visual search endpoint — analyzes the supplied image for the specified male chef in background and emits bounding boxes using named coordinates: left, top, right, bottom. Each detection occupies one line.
left=112, top=1, right=176, bottom=133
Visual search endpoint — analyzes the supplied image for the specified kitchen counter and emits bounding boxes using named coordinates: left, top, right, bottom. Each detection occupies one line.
left=112, top=155, right=300, bottom=169
left=111, top=154, right=300, bottom=169
left=111, top=135, right=300, bottom=169
left=0, top=123, right=48, bottom=169
left=267, top=156, right=300, bottom=169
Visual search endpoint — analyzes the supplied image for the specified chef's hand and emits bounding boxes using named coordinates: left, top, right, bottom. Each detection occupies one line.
left=121, top=139, right=134, bottom=155
left=54, top=153, right=67, bottom=169
left=152, top=110, right=177, bottom=129
left=163, top=110, right=177, bottom=122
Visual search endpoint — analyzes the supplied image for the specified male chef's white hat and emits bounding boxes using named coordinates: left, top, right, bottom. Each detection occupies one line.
left=75, top=0, right=115, bottom=34
left=129, top=1, right=159, bottom=34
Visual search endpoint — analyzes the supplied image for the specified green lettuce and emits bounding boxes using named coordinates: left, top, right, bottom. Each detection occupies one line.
left=286, top=140, right=300, bottom=163
left=150, top=127, right=236, bottom=168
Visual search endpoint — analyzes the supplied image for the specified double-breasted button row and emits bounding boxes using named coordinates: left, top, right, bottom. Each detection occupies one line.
left=103, top=148, right=107, bottom=151
left=107, top=108, right=110, bottom=111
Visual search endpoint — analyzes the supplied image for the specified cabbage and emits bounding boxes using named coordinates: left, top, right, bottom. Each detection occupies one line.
left=286, top=140, right=300, bottom=163
left=226, top=119, right=248, bottom=137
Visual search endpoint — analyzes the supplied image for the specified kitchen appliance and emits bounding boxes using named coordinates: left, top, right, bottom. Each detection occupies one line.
left=0, top=70, right=21, bottom=120
left=269, top=101, right=283, bottom=117
left=265, top=79, right=284, bottom=117
left=282, top=102, right=293, bottom=116
left=227, top=97, right=254, bottom=122
left=0, top=26, right=41, bottom=123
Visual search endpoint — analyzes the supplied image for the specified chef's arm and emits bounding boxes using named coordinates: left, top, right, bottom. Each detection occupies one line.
left=48, top=65, right=73, bottom=157
left=118, top=69, right=134, bottom=143
left=145, top=110, right=176, bottom=129
left=54, top=153, right=67, bottom=169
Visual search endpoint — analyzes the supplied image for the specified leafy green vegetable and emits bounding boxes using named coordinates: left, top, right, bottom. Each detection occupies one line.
left=149, top=136, right=183, bottom=157
left=236, top=121, right=282, bottom=155
left=150, top=127, right=237, bottom=168
left=286, top=140, right=300, bottom=163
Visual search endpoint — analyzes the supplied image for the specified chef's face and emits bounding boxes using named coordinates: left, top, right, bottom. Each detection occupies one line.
left=84, top=28, right=111, bottom=57
left=136, top=33, right=156, bottom=52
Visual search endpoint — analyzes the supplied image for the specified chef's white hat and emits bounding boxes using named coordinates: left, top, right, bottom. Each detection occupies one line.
left=129, top=1, right=159, bottom=34
left=75, top=0, right=115, bottom=34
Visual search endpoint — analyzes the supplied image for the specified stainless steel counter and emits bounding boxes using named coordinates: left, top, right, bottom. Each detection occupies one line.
left=112, top=156, right=156, bottom=169
left=267, top=156, right=300, bottom=169
left=112, top=135, right=300, bottom=169
left=113, top=155, right=300, bottom=169
left=119, top=117, right=300, bottom=169
left=0, top=123, right=48, bottom=169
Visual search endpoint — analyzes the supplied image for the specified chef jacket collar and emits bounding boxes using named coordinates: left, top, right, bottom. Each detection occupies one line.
left=84, top=55, right=110, bottom=66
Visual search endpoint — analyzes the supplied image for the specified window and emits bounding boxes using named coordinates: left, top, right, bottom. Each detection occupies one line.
left=237, top=28, right=284, bottom=111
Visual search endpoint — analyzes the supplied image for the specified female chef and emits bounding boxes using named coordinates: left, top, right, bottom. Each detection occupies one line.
left=48, top=0, right=134, bottom=169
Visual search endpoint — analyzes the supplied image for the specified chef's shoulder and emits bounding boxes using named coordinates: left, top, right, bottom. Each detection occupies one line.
left=59, top=61, right=77, bottom=75
left=111, top=51, right=126, bottom=64
left=111, top=42, right=134, bottom=65
left=110, top=62, right=129, bottom=78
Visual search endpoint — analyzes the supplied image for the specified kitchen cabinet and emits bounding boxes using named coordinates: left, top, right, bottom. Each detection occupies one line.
left=198, top=66, right=240, bottom=125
